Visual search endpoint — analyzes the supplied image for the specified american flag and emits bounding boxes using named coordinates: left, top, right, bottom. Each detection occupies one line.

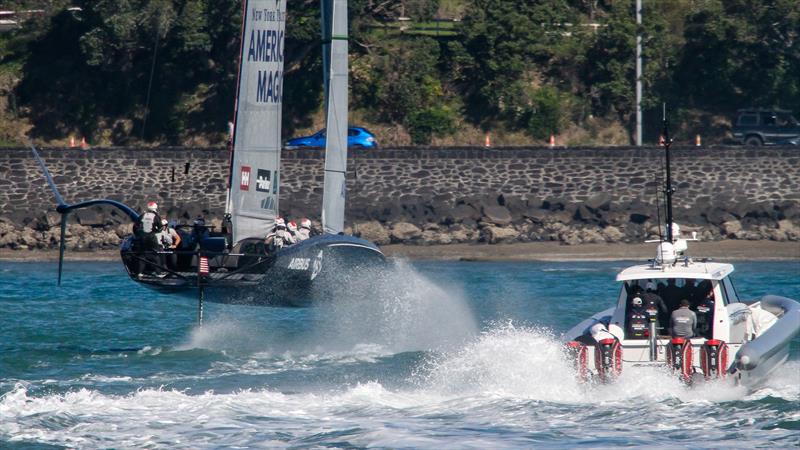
left=199, top=256, right=209, bottom=276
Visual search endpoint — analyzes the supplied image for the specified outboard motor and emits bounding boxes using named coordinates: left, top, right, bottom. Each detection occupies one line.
left=565, top=341, right=589, bottom=382
left=665, top=337, right=693, bottom=383
left=594, top=338, right=622, bottom=383
left=700, top=339, right=728, bottom=379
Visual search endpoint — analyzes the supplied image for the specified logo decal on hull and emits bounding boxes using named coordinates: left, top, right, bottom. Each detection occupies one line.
left=310, top=250, right=323, bottom=280
left=287, top=257, right=310, bottom=270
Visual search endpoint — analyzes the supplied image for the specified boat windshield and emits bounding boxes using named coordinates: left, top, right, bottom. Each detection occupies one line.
left=623, top=278, right=715, bottom=309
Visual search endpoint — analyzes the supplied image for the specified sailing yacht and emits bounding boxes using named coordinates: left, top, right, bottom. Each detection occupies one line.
left=32, top=0, right=385, bottom=310
left=562, top=116, right=799, bottom=388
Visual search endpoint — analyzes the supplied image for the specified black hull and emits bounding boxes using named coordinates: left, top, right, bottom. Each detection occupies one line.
left=121, top=234, right=385, bottom=307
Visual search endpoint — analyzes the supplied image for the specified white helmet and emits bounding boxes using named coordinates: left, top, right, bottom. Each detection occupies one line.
left=275, top=217, right=286, bottom=228
left=632, top=296, right=643, bottom=306
left=161, top=219, right=169, bottom=226
left=288, top=221, right=297, bottom=232
left=147, top=201, right=158, bottom=212
left=300, top=218, right=311, bottom=229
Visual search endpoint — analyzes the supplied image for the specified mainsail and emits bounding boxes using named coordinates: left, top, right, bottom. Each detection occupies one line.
left=227, top=0, right=287, bottom=244
left=320, top=0, right=349, bottom=234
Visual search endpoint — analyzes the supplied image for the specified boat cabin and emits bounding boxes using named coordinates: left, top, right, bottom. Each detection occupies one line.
left=606, top=261, right=747, bottom=345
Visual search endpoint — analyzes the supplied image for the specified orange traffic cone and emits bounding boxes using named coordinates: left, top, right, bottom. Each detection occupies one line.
left=695, top=134, right=702, bottom=147
left=69, top=136, right=76, bottom=148
left=549, top=134, right=555, bottom=147
left=484, top=132, right=491, bottom=147
left=80, top=137, right=88, bottom=149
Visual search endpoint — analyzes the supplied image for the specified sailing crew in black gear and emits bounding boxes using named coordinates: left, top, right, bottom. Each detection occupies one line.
left=642, top=282, right=669, bottom=334
left=626, top=296, right=649, bottom=339
left=694, top=290, right=715, bottom=338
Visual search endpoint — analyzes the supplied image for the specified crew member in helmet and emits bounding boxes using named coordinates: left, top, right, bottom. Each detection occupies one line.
left=296, top=218, right=312, bottom=241
left=626, top=296, right=649, bottom=339
left=136, top=201, right=164, bottom=277
left=287, top=221, right=299, bottom=240
left=265, top=217, right=295, bottom=252
left=670, top=299, right=697, bottom=338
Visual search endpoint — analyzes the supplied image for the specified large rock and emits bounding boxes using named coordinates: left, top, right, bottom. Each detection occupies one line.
left=482, top=205, right=512, bottom=226
left=601, top=226, right=625, bottom=242
left=482, top=226, right=519, bottom=244
left=585, top=192, right=612, bottom=212
left=777, top=219, right=800, bottom=240
left=721, top=220, right=742, bottom=237
left=390, top=222, right=422, bottom=242
left=357, top=221, right=391, bottom=245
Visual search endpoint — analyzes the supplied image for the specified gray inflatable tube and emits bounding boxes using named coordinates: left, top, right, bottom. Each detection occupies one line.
left=734, top=295, right=800, bottom=371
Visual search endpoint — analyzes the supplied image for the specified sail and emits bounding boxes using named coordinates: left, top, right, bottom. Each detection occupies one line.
left=228, top=0, right=287, bottom=244
left=321, top=0, right=348, bottom=235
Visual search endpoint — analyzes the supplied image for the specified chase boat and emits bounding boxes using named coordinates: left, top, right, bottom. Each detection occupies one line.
left=562, top=116, right=800, bottom=387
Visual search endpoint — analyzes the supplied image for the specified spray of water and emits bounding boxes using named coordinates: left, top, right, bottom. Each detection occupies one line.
left=177, top=259, right=478, bottom=359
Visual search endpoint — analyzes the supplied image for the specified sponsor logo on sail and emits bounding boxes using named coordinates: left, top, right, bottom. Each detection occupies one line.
left=240, top=166, right=251, bottom=191
left=256, top=169, right=271, bottom=192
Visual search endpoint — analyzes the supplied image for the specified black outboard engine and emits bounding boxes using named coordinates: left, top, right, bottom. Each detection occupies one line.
left=665, top=337, right=693, bottom=383
left=700, top=339, right=728, bottom=379
left=566, top=341, right=589, bottom=382
left=594, top=338, right=622, bottom=383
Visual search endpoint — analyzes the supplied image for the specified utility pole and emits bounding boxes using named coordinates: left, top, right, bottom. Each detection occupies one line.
left=635, top=0, right=642, bottom=146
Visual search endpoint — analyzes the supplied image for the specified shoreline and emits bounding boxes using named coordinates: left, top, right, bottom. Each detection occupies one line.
left=1, top=240, right=798, bottom=263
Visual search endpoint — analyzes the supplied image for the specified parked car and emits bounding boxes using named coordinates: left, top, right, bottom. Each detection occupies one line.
left=775, top=136, right=799, bottom=146
left=285, top=127, right=378, bottom=149
left=732, top=109, right=800, bottom=146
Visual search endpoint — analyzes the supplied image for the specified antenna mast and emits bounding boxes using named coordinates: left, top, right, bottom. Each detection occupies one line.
left=662, top=103, right=675, bottom=242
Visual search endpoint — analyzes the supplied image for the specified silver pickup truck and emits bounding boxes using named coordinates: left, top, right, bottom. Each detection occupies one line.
left=732, top=109, right=800, bottom=146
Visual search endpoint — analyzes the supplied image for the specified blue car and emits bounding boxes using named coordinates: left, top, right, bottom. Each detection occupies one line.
left=285, top=127, right=378, bottom=149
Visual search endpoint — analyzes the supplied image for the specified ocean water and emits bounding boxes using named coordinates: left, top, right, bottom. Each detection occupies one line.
left=0, top=258, right=798, bottom=449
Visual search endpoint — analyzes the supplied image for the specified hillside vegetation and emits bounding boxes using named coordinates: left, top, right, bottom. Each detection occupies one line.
left=0, top=0, right=798, bottom=147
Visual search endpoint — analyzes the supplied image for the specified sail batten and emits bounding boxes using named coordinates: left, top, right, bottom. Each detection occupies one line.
left=321, top=0, right=349, bottom=235
left=229, top=0, right=287, bottom=244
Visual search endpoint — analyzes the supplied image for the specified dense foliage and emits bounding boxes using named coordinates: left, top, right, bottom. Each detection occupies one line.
left=0, top=0, right=797, bottom=146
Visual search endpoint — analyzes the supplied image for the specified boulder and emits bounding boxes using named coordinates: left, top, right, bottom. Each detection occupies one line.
left=585, top=192, right=612, bottom=212
left=721, top=220, right=742, bottom=237
left=357, top=221, right=391, bottom=245
left=482, top=205, right=512, bottom=226
left=390, top=222, right=422, bottom=242
left=448, top=204, right=480, bottom=223
left=524, top=208, right=549, bottom=224
left=482, top=226, right=520, bottom=244
left=777, top=219, right=800, bottom=240
left=579, top=228, right=605, bottom=243
left=601, top=226, right=625, bottom=242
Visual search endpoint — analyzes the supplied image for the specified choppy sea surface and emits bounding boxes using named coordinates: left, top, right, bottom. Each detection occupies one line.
left=1, top=258, right=798, bottom=449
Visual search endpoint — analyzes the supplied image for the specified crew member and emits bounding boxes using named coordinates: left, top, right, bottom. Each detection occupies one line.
left=626, top=296, right=648, bottom=339
left=287, top=220, right=299, bottom=240
left=296, top=218, right=312, bottom=241
left=670, top=299, right=697, bottom=338
left=158, top=219, right=182, bottom=270
left=136, top=201, right=163, bottom=277
left=265, top=217, right=295, bottom=251
left=694, top=289, right=715, bottom=338
left=642, top=282, right=669, bottom=333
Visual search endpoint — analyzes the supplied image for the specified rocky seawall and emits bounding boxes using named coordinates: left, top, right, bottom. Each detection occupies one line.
left=1, top=146, right=798, bottom=252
